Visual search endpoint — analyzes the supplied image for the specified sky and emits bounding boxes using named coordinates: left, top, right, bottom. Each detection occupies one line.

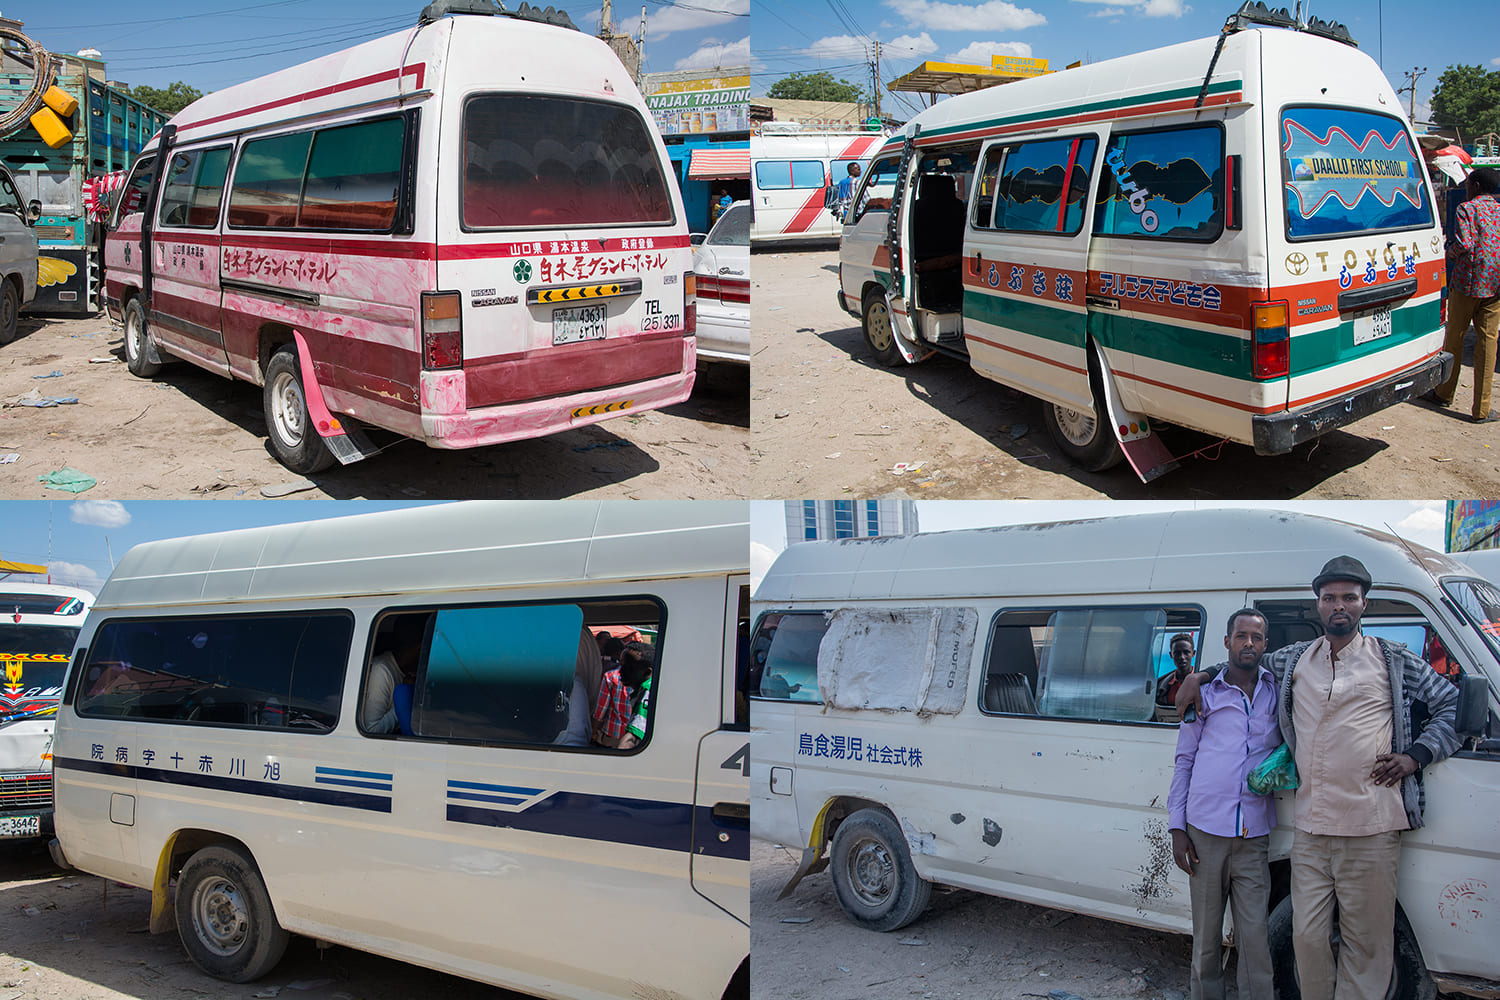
left=10, top=0, right=751, bottom=93
left=0, top=500, right=444, bottom=592
left=749, top=499, right=1452, bottom=588
left=750, top=0, right=1497, bottom=122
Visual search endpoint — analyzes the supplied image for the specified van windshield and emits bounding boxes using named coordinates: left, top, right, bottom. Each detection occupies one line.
left=462, top=95, right=674, bottom=229
left=1280, top=106, right=1432, bottom=240
left=1442, top=577, right=1500, bottom=668
left=0, top=624, right=79, bottom=694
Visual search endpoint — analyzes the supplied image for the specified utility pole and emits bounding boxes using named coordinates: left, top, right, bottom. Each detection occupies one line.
left=599, top=0, right=612, bottom=37
left=639, top=4, right=646, bottom=71
left=1399, top=66, right=1427, bottom=122
left=872, top=41, right=881, bottom=122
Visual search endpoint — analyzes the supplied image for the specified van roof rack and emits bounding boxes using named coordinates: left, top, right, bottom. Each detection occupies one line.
left=417, top=0, right=577, bottom=30
left=1222, top=1, right=1356, bottom=46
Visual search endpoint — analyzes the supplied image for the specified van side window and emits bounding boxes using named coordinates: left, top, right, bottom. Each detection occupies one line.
left=229, top=132, right=312, bottom=228
left=983, top=606, right=1202, bottom=723
left=157, top=146, right=231, bottom=229
left=75, top=613, right=350, bottom=731
left=852, top=155, right=900, bottom=221
left=461, top=95, right=673, bottom=229
left=1094, top=125, right=1223, bottom=241
left=975, top=136, right=1097, bottom=235
left=755, top=160, right=825, bottom=191
left=749, top=612, right=826, bottom=703
left=362, top=598, right=664, bottom=751
left=111, top=154, right=155, bottom=228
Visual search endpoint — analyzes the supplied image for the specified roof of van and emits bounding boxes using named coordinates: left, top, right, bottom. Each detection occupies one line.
left=755, top=509, right=1474, bottom=603
left=94, top=501, right=747, bottom=611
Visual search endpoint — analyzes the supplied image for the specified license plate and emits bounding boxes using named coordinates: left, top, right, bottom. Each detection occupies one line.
left=1352, top=304, right=1393, bottom=345
left=552, top=304, right=607, bottom=345
left=0, top=814, right=40, bottom=838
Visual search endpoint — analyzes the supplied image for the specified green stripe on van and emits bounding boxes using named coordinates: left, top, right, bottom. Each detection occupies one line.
left=922, top=80, right=1243, bottom=141
left=963, top=288, right=1084, bottom=347
left=1289, top=299, right=1440, bottom=375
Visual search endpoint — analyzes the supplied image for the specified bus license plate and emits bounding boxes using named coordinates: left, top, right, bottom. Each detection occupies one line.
left=552, top=304, right=607, bottom=345
left=0, top=814, right=40, bottom=838
left=1352, top=304, right=1393, bottom=345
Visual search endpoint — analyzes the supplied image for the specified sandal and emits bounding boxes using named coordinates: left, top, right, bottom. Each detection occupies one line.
left=1473, top=410, right=1499, bottom=424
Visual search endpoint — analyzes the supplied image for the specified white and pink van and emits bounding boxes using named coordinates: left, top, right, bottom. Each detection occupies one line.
left=104, top=2, right=697, bottom=474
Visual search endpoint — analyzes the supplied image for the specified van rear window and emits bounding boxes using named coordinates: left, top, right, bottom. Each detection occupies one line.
left=1280, top=106, right=1432, bottom=240
left=462, top=95, right=673, bottom=229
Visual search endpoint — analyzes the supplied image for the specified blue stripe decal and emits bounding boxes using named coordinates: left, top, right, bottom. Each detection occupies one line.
left=315, top=776, right=394, bottom=791
left=447, top=779, right=545, bottom=796
left=448, top=790, right=529, bottom=806
left=56, top=756, right=392, bottom=814
left=316, top=766, right=393, bottom=780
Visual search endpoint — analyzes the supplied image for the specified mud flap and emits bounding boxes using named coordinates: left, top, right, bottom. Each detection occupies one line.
left=883, top=290, right=929, bottom=364
left=777, top=845, right=829, bottom=900
left=291, top=330, right=379, bottom=465
left=1094, top=347, right=1179, bottom=483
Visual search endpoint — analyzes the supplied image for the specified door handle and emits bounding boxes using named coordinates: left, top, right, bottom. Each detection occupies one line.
left=712, top=802, right=749, bottom=829
left=1087, top=295, right=1121, bottom=311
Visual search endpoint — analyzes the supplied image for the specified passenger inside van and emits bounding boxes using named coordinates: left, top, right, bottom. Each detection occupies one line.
left=555, top=626, right=605, bottom=747
left=361, top=614, right=427, bottom=735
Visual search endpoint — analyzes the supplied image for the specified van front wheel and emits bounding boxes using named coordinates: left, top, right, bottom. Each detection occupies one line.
left=175, top=845, right=289, bottom=983
left=1043, top=398, right=1124, bottom=472
left=829, top=808, right=932, bottom=932
left=264, top=347, right=337, bottom=475
left=1266, top=896, right=1435, bottom=1000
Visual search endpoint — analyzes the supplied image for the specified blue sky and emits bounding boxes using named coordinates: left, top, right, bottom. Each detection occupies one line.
left=751, top=0, right=1498, bottom=121
left=16, top=0, right=750, bottom=94
left=0, top=500, right=445, bottom=591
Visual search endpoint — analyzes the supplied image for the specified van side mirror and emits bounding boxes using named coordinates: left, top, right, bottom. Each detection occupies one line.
left=1454, top=673, right=1490, bottom=739
left=25, top=200, right=41, bottom=225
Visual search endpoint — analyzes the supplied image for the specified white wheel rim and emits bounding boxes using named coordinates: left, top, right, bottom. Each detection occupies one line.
left=270, top=371, right=306, bottom=447
left=125, top=312, right=143, bottom=361
left=866, top=300, right=893, bottom=352
left=1053, top=404, right=1098, bottom=447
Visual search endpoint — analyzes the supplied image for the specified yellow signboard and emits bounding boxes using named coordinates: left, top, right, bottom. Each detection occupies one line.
left=649, top=75, right=751, bottom=95
left=991, top=54, right=1049, bottom=77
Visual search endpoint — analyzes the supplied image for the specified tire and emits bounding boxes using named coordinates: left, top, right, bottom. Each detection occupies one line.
left=263, top=346, right=337, bottom=475
left=0, top=280, right=17, bottom=345
left=829, top=808, right=932, bottom=932
left=175, top=845, right=289, bottom=984
left=1042, top=391, right=1124, bottom=472
left=122, top=297, right=161, bottom=376
left=1267, top=896, right=1435, bottom=1000
left=861, top=289, right=903, bottom=366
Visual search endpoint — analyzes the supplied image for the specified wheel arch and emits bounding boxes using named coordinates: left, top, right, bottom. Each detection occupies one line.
left=256, top=324, right=298, bottom=388
left=149, top=829, right=259, bottom=935
left=813, top=795, right=895, bottom=856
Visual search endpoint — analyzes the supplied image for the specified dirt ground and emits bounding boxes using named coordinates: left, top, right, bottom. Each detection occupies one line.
left=750, top=247, right=1500, bottom=500
left=0, top=312, right=748, bottom=500
left=0, top=838, right=520, bottom=1000
left=751, top=838, right=1196, bottom=1000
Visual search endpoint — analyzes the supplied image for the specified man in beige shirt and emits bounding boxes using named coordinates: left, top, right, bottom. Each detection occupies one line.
left=1178, top=555, right=1460, bottom=1000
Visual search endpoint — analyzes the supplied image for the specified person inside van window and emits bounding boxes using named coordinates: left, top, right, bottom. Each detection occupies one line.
left=1176, top=556, right=1460, bottom=1000
left=361, top=615, right=426, bottom=735
left=1167, top=610, right=1278, bottom=1000
left=616, top=641, right=655, bottom=750
left=556, top=627, right=606, bottom=747
left=1156, top=632, right=1197, bottom=706
left=592, top=643, right=633, bottom=749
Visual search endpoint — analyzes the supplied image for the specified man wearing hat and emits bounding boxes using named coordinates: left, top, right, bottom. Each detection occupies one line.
left=1178, top=555, right=1460, bottom=1000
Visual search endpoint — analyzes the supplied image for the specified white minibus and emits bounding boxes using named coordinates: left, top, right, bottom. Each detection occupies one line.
left=53, top=501, right=749, bottom=1000
left=837, top=6, right=1450, bottom=481
left=752, top=508, right=1499, bottom=999
left=751, top=126, right=883, bottom=243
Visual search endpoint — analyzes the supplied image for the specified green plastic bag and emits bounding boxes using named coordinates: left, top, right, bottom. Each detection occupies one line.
left=1248, top=742, right=1299, bottom=795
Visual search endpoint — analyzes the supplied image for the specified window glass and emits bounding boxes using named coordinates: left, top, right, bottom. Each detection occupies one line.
left=0, top=625, right=79, bottom=693
left=755, top=160, right=792, bottom=191
left=749, top=612, right=826, bottom=702
left=0, top=592, right=86, bottom=616
left=0, top=171, right=21, bottom=214
left=790, top=160, right=826, bottom=189
left=111, top=154, right=155, bottom=227
left=987, top=136, right=1097, bottom=234
left=983, top=606, right=1201, bottom=722
left=852, top=155, right=900, bottom=222
left=462, top=95, right=673, bottom=229
left=158, top=146, right=230, bottom=228
left=364, top=598, right=663, bottom=750
left=75, top=613, right=350, bottom=731
left=1095, top=126, right=1223, bottom=240
left=707, top=203, right=750, bottom=246
left=833, top=499, right=854, bottom=538
left=301, top=117, right=403, bottom=230
left=1281, top=106, right=1431, bottom=240
left=228, top=131, right=312, bottom=228
left=973, top=145, right=1003, bottom=228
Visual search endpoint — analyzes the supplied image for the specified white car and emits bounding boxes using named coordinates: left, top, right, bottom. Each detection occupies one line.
left=693, top=200, right=749, bottom=365
left=0, top=164, right=38, bottom=345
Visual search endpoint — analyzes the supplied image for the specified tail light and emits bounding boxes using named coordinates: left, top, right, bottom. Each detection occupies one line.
left=421, top=291, right=463, bottom=370
left=1252, top=300, right=1289, bottom=379
left=683, top=271, right=696, bottom=337
left=1440, top=290, right=1447, bottom=328
left=697, top=274, right=721, bottom=303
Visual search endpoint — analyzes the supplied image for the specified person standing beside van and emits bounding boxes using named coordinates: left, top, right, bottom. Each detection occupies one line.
left=1178, top=556, right=1461, bottom=1000
left=1430, top=166, right=1500, bottom=422
left=1168, top=610, right=1278, bottom=1000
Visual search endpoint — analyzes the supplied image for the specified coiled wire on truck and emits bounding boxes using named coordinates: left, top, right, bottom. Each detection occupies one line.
left=0, top=21, right=54, bottom=136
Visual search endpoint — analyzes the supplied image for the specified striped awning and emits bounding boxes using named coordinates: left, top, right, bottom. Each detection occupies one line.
left=686, top=148, right=749, bottom=180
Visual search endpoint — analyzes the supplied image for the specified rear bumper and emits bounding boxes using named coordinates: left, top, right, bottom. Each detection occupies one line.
left=1252, top=351, right=1453, bottom=455
left=417, top=337, right=696, bottom=448
left=838, top=289, right=857, bottom=317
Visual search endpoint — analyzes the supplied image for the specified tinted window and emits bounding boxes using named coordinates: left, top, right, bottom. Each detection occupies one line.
left=749, top=612, right=826, bottom=703
left=301, top=117, right=403, bottom=230
left=707, top=203, right=750, bottom=246
left=0, top=592, right=87, bottom=616
left=158, top=146, right=231, bottom=228
left=1281, top=106, right=1432, bottom=239
left=228, top=131, right=311, bottom=228
left=1095, top=125, right=1222, bottom=241
left=75, top=613, right=350, bottom=731
left=111, top=154, right=155, bottom=227
left=462, top=95, right=673, bottom=229
left=853, top=155, right=900, bottom=222
left=0, top=625, right=79, bottom=693
left=979, top=136, right=1097, bottom=234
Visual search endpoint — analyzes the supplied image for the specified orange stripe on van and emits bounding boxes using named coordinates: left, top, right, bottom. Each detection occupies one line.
left=918, top=91, right=1243, bottom=147
left=1269, top=258, right=1444, bottom=327
left=177, top=64, right=427, bottom=132
left=780, top=185, right=831, bottom=235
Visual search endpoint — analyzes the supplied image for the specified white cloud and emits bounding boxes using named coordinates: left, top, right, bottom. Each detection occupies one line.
left=884, top=0, right=1046, bottom=33
left=1089, top=6, right=1126, bottom=15
left=674, top=36, right=752, bottom=71
left=39, top=561, right=104, bottom=592
left=647, top=0, right=748, bottom=39
left=945, top=40, right=1032, bottom=63
left=1141, top=0, right=1189, bottom=17
left=750, top=541, right=777, bottom=592
left=1072, top=0, right=1189, bottom=16
left=1398, top=506, right=1446, bottom=537
left=69, top=500, right=130, bottom=528
left=804, top=34, right=872, bottom=60
left=887, top=33, right=940, bottom=58
left=1491, top=56, right=1500, bottom=66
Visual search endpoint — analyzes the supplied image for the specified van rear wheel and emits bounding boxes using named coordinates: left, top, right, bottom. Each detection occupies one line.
left=1267, top=896, right=1435, bottom=1000
left=264, top=346, right=337, bottom=475
left=861, top=290, right=902, bottom=366
left=1043, top=397, right=1124, bottom=472
left=175, top=845, right=289, bottom=983
left=829, top=808, right=931, bottom=932
left=122, top=298, right=162, bottom=376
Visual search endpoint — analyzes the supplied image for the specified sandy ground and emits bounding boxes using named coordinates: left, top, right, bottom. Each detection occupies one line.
left=750, top=247, right=1500, bottom=499
left=0, top=312, right=748, bottom=500
left=0, top=838, right=521, bottom=1000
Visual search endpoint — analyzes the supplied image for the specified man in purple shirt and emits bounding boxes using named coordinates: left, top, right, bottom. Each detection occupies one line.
left=1168, top=608, right=1281, bottom=1000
